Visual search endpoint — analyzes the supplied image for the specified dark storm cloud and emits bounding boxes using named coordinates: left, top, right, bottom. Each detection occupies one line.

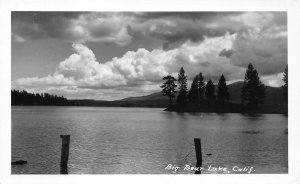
left=133, top=12, right=242, bottom=20
left=219, top=49, right=235, bottom=58
left=11, top=11, right=85, bottom=20
left=158, top=27, right=235, bottom=50
left=11, top=12, right=133, bottom=45
left=136, top=12, right=238, bottom=49
left=11, top=12, right=86, bottom=41
left=130, top=12, right=239, bottom=49
left=132, top=12, right=287, bottom=50
left=12, top=11, right=287, bottom=48
left=10, top=11, right=241, bottom=46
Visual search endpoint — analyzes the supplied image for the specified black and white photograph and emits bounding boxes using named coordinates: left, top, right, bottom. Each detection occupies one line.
left=1, top=0, right=300, bottom=183
left=10, top=11, right=288, bottom=174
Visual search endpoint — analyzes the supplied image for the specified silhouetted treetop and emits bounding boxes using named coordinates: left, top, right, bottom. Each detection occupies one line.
left=161, top=75, right=177, bottom=107
left=283, top=65, right=288, bottom=102
left=198, top=72, right=205, bottom=102
left=188, top=75, right=199, bottom=103
left=177, top=67, right=188, bottom=105
left=241, top=63, right=266, bottom=108
left=217, top=74, right=230, bottom=103
left=205, top=80, right=216, bottom=100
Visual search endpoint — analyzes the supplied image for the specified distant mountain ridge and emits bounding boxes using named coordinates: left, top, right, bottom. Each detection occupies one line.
left=119, top=92, right=166, bottom=102
left=118, top=81, right=284, bottom=103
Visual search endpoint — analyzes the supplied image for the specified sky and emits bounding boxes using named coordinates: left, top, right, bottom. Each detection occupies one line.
left=11, top=12, right=287, bottom=100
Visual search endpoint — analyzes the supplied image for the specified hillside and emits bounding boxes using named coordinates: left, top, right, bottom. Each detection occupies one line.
left=70, top=94, right=170, bottom=107
left=117, top=81, right=285, bottom=109
left=227, top=81, right=286, bottom=113
left=120, top=92, right=169, bottom=102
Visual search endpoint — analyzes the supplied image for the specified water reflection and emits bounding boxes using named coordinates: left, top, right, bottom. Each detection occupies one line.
left=216, top=112, right=229, bottom=121
left=241, top=113, right=265, bottom=120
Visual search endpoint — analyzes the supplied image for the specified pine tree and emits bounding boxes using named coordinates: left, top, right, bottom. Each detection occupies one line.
left=241, top=63, right=254, bottom=105
left=161, top=75, right=177, bottom=107
left=241, top=63, right=266, bottom=108
left=283, top=65, right=288, bottom=102
left=177, top=67, right=188, bottom=105
left=217, top=74, right=230, bottom=103
left=188, top=75, right=199, bottom=103
left=205, top=80, right=216, bottom=100
left=198, top=72, right=205, bottom=102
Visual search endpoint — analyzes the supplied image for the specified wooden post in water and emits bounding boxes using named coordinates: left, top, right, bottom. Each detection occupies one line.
left=194, top=138, right=202, bottom=174
left=60, top=134, right=70, bottom=174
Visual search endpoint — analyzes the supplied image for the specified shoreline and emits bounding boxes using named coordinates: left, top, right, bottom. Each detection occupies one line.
left=164, top=102, right=287, bottom=115
left=11, top=105, right=287, bottom=115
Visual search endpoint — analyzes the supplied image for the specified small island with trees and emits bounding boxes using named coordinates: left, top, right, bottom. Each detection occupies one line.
left=161, top=63, right=288, bottom=114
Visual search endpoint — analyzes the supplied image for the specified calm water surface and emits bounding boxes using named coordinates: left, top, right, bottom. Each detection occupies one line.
left=11, top=106, right=288, bottom=174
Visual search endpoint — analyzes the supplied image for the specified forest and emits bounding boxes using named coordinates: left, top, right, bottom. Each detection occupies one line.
left=11, top=90, right=72, bottom=106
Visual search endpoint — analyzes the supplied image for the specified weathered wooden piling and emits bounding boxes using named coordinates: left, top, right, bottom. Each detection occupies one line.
left=60, top=134, right=70, bottom=174
left=194, top=138, right=202, bottom=174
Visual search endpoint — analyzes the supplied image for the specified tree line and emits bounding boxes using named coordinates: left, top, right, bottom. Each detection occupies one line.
left=11, top=90, right=71, bottom=106
left=161, top=63, right=288, bottom=110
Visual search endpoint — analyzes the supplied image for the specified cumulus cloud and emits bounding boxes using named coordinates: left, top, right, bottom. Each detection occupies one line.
left=13, top=33, right=245, bottom=98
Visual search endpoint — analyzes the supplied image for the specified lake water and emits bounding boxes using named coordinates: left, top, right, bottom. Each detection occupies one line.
left=11, top=106, right=288, bottom=174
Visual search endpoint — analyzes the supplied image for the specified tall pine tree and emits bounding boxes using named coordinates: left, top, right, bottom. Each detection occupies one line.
left=217, top=74, right=230, bottom=103
left=161, top=75, right=177, bottom=107
left=177, top=67, right=188, bottom=105
left=205, top=80, right=216, bottom=100
left=241, top=64, right=254, bottom=105
left=283, top=65, right=288, bottom=102
left=241, top=63, right=266, bottom=108
left=198, top=72, right=205, bottom=102
left=188, top=75, right=199, bottom=103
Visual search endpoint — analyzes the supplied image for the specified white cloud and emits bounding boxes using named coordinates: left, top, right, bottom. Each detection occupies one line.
left=261, top=73, right=284, bottom=87
left=13, top=33, right=245, bottom=99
